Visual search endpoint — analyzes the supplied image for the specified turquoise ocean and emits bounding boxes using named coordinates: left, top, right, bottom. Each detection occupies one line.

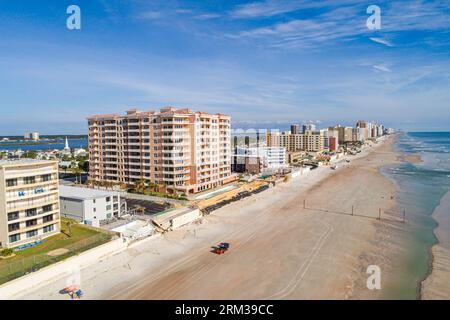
left=381, top=132, right=450, bottom=299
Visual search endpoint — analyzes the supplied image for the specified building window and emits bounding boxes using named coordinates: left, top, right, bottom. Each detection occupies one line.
left=25, top=208, right=37, bottom=217
left=106, top=205, right=111, bottom=211
left=8, top=211, right=19, bottom=221
left=26, top=219, right=38, bottom=227
left=8, top=223, right=20, bottom=232
left=43, top=204, right=52, bottom=213
left=26, top=229, right=38, bottom=238
left=43, top=224, right=54, bottom=233
left=43, top=214, right=53, bottom=223
left=24, top=176, right=36, bottom=185
left=41, top=174, right=51, bottom=182
left=106, top=196, right=111, bottom=202
left=9, top=234, right=20, bottom=243
left=6, top=179, right=17, bottom=187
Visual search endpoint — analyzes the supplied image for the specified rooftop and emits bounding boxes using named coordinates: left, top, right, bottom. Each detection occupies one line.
left=59, top=185, right=120, bottom=200
left=88, top=107, right=230, bottom=120
left=0, top=159, right=57, bottom=168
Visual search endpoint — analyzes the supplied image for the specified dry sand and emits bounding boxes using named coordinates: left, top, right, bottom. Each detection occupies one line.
left=17, top=136, right=408, bottom=300
left=421, top=191, right=450, bottom=299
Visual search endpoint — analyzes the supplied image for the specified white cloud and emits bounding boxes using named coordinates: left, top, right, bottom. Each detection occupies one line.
left=230, top=0, right=361, bottom=19
left=138, top=11, right=162, bottom=20
left=228, top=0, right=450, bottom=49
left=373, top=65, right=392, bottom=72
left=194, top=13, right=222, bottom=20
left=369, top=37, right=394, bottom=47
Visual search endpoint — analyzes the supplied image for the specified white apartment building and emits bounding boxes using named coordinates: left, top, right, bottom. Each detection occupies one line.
left=232, top=146, right=286, bottom=174
left=59, top=185, right=126, bottom=227
left=0, top=160, right=60, bottom=248
left=88, top=107, right=232, bottom=194
left=31, top=132, right=40, bottom=141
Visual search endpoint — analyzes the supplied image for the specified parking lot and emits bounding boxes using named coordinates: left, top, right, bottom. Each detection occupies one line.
left=124, top=198, right=171, bottom=216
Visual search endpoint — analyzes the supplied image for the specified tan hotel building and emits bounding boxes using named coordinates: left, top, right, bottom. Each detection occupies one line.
left=0, top=160, right=60, bottom=248
left=267, top=130, right=325, bottom=152
left=88, top=107, right=232, bottom=194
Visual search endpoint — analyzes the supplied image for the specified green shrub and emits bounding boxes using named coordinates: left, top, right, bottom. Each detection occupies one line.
left=0, top=248, right=14, bottom=257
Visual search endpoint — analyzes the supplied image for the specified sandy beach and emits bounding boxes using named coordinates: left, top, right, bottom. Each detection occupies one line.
left=16, top=135, right=409, bottom=300
left=421, top=190, right=450, bottom=299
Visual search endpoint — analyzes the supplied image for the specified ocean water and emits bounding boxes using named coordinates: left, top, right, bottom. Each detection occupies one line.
left=381, top=132, right=450, bottom=299
left=0, top=138, right=88, bottom=151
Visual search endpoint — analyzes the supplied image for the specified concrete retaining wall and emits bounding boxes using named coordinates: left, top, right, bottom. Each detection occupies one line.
left=291, top=167, right=311, bottom=179
left=0, top=237, right=129, bottom=299
left=171, top=208, right=201, bottom=229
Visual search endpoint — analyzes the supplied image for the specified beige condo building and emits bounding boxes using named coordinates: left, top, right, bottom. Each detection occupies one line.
left=88, top=107, right=232, bottom=194
left=267, top=130, right=324, bottom=152
left=0, top=160, right=60, bottom=248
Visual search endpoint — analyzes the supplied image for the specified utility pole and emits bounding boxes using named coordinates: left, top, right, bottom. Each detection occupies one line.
left=403, top=209, right=406, bottom=223
left=378, top=208, right=381, bottom=220
left=351, top=205, right=354, bottom=216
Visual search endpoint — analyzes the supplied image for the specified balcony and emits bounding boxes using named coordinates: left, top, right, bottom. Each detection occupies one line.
left=6, top=195, right=59, bottom=212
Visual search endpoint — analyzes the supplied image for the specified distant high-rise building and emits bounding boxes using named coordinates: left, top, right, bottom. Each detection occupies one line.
left=302, top=123, right=316, bottom=133
left=88, top=107, right=232, bottom=194
left=24, top=132, right=31, bottom=140
left=31, top=132, right=40, bottom=141
left=290, top=124, right=300, bottom=134
left=267, top=130, right=324, bottom=152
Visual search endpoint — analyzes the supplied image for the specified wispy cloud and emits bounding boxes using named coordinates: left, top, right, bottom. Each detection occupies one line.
left=137, top=10, right=162, bottom=20
left=194, top=13, right=222, bottom=20
left=373, top=64, right=392, bottom=72
left=369, top=37, right=394, bottom=47
left=227, top=0, right=450, bottom=49
left=230, top=0, right=361, bottom=19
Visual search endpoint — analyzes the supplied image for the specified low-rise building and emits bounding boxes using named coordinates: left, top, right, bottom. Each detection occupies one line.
left=0, top=159, right=61, bottom=248
left=59, top=185, right=126, bottom=227
left=286, top=151, right=303, bottom=164
left=232, top=146, right=286, bottom=174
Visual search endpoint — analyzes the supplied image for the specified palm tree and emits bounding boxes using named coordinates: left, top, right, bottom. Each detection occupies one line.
left=66, top=220, right=76, bottom=237
left=133, top=179, right=146, bottom=194
left=73, top=167, right=83, bottom=185
left=148, top=180, right=158, bottom=192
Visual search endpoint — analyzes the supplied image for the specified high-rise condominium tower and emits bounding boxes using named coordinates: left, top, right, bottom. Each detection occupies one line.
left=88, top=107, right=232, bottom=194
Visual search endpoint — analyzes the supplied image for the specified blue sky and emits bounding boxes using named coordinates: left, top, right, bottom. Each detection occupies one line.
left=0, top=0, right=449, bottom=134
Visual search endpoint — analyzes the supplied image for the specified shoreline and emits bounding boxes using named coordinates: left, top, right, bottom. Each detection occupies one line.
left=14, top=135, right=408, bottom=300
left=391, top=132, right=449, bottom=300
left=420, top=190, right=450, bottom=299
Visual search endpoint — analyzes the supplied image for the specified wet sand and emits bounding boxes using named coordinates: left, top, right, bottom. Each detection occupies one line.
left=421, top=191, right=450, bottom=299
left=403, top=155, right=423, bottom=164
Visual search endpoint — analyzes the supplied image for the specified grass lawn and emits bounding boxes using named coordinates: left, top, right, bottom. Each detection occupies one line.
left=0, top=218, right=112, bottom=282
